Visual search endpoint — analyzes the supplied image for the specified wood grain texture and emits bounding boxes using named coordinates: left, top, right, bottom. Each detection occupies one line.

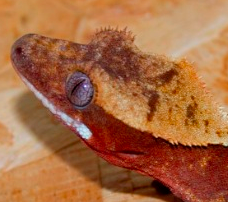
left=1, top=0, right=228, bottom=201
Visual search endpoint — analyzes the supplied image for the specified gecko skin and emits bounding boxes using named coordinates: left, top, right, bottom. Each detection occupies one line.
left=11, top=28, right=228, bottom=202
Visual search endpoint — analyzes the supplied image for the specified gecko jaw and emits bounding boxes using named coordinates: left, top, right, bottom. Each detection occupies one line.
left=20, top=75, right=92, bottom=140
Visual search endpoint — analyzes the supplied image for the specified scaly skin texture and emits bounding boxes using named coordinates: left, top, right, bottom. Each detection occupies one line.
left=11, top=29, right=228, bottom=202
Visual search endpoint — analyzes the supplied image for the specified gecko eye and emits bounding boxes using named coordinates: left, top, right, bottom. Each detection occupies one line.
left=66, top=72, right=94, bottom=109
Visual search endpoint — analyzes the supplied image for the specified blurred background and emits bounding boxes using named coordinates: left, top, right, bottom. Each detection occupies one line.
left=1, top=0, right=228, bottom=201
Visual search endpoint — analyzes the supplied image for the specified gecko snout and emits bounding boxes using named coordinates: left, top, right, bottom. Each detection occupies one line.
left=11, top=34, right=36, bottom=72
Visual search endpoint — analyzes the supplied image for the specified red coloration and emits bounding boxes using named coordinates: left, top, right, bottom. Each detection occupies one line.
left=81, top=105, right=228, bottom=202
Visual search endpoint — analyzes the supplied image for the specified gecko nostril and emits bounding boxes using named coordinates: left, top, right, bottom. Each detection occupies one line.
left=65, top=72, right=94, bottom=109
left=15, top=47, right=23, bottom=55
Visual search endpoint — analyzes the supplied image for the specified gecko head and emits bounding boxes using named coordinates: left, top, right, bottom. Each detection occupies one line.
left=10, top=29, right=155, bottom=143
left=11, top=29, right=228, bottom=147
left=10, top=29, right=158, bottom=158
left=9, top=29, right=179, bottom=146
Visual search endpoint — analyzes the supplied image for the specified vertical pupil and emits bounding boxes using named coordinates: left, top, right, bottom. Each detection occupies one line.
left=71, top=79, right=85, bottom=97
left=66, top=72, right=94, bottom=109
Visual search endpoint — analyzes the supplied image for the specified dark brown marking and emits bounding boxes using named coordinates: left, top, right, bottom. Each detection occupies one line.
left=172, top=89, right=177, bottom=94
left=186, top=102, right=199, bottom=126
left=83, top=31, right=143, bottom=83
left=98, top=43, right=141, bottom=82
left=185, top=118, right=188, bottom=126
left=204, top=120, right=209, bottom=127
left=216, top=131, right=222, bottom=137
left=158, top=69, right=178, bottom=85
left=187, top=105, right=195, bottom=119
left=169, top=107, right=172, bottom=114
left=186, top=102, right=198, bottom=119
left=147, top=91, right=160, bottom=121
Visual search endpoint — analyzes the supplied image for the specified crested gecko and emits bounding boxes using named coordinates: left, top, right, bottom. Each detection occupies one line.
left=11, top=28, right=228, bottom=202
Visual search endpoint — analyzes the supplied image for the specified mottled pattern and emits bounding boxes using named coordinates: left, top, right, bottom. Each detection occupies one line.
left=11, top=29, right=228, bottom=202
left=11, top=29, right=228, bottom=146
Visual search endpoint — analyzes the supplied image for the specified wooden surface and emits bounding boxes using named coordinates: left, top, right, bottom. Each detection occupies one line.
left=1, top=0, right=228, bottom=201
